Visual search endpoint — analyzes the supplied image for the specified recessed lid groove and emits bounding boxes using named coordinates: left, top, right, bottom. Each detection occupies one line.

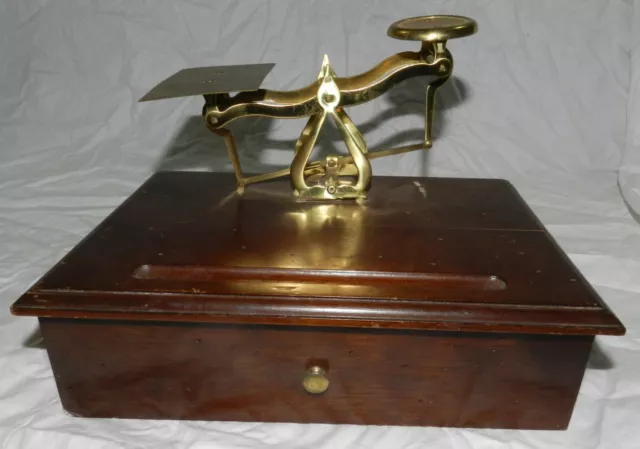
left=133, top=264, right=507, bottom=291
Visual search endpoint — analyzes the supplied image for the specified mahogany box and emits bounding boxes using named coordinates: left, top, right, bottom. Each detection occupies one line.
left=10, top=171, right=625, bottom=430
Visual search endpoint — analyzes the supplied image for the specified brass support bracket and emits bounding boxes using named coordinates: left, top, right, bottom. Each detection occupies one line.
left=290, top=56, right=371, bottom=200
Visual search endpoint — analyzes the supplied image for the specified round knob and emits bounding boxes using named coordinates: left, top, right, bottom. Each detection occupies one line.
left=302, top=366, right=329, bottom=394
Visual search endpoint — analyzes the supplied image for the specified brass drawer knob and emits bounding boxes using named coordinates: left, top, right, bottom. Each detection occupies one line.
left=302, top=366, right=329, bottom=394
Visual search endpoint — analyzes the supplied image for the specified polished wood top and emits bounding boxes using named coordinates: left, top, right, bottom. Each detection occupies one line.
left=12, top=172, right=625, bottom=335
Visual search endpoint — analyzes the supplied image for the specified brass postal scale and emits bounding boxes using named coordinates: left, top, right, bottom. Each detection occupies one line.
left=11, top=16, right=625, bottom=430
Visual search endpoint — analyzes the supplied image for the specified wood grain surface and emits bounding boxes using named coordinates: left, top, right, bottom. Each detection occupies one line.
left=41, top=318, right=594, bottom=429
left=12, top=172, right=625, bottom=335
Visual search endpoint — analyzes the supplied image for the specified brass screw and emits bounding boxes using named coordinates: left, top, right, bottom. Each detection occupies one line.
left=323, top=93, right=336, bottom=103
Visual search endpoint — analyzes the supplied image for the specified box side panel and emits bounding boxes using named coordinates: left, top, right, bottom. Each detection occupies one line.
left=39, top=318, right=593, bottom=429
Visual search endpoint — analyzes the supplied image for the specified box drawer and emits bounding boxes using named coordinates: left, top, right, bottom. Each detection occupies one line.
left=40, top=318, right=593, bottom=429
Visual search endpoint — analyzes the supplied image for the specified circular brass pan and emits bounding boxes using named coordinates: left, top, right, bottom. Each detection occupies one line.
left=387, top=15, right=477, bottom=42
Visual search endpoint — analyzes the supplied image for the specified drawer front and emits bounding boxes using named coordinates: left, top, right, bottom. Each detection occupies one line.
left=40, top=318, right=593, bottom=429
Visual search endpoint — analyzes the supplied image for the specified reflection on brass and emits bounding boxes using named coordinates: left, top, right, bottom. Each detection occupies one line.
left=140, top=15, right=477, bottom=199
left=302, top=366, right=329, bottom=394
left=226, top=189, right=366, bottom=271
left=284, top=202, right=366, bottom=270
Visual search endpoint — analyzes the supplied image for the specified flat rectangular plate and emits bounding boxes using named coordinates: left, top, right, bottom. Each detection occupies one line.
left=139, top=63, right=275, bottom=102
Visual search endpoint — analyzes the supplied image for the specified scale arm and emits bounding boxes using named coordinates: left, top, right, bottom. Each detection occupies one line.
left=203, top=48, right=453, bottom=129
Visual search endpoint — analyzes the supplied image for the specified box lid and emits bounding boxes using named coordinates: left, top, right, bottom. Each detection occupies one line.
left=11, top=172, right=625, bottom=336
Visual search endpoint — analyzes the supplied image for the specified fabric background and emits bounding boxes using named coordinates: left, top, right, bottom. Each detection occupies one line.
left=1, top=1, right=639, bottom=447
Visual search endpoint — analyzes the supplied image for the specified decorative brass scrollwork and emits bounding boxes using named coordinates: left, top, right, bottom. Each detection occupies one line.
left=289, top=55, right=372, bottom=200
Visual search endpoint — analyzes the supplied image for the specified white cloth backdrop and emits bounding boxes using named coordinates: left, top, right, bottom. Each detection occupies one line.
left=621, top=1, right=640, bottom=217
left=1, top=0, right=640, bottom=447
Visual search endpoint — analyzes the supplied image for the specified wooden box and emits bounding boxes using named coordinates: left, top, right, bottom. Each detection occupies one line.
left=11, top=172, right=625, bottom=430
